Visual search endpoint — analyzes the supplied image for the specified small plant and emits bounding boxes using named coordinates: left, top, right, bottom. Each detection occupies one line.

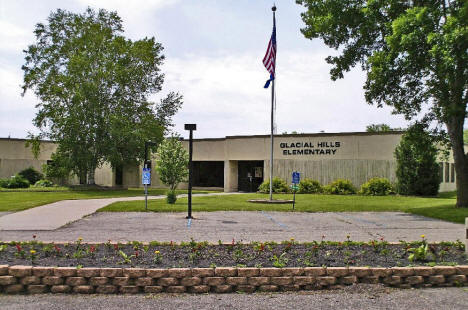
left=298, top=178, right=322, bottom=193
left=15, top=243, right=25, bottom=258
left=153, top=250, right=163, bottom=264
left=271, top=252, right=289, bottom=268
left=0, top=244, right=7, bottom=252
left=166, top=190, right=177, bottom=204
left=0, top=175, right=30, bottom=189
left=29, top=250, right=37, bottom=264
left=209, top=262, right=217, bottom=268
left=258, top=177, right=289, bottom=193
left=233, top=248, right=244, bottom=262
left=408, top=235, right=434, bottom=262
left=34, top=179, right=54, bottom=187
left=18, top=167, right=43, bottom=185
left=322, top=179, right=356, bottom=195
left=359, top=177, right=394, bottom=196
left=118, top=250, right=134, bottom=264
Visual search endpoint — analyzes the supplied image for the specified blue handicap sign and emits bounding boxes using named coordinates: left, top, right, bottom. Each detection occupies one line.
left=292, top=171, right=300, bottom=184
left=142, top=168, right=151, bottom=185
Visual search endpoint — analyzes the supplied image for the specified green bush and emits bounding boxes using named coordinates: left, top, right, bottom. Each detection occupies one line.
left=18, top=167, right=43, bottom=185
left=0, top=179, right=9, bottom=188
left=258, top=177, right=289, bottom=193
left=323, top=179, right=356, bottom=195
left=395, top=123, right=440, bottom=196
left=34, top=179, right=55, bottom=187
left=359, top=177, right=394, bottom=196
left=0, top=175, right=30, bottom=189
left=166, top=190, right=177, bottom=204
left=298, top=178, right=322, bottom=193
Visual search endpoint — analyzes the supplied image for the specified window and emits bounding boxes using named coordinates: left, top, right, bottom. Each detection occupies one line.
left=451, top=163, right=455, bottom=183
left=445, top=162, right=450, bottom=183
left=439, top=163, right=444, bottom=183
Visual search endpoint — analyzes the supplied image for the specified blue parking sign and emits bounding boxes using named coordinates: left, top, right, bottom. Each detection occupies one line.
left=292, top=171, right=300, bottom=184
left=142, top=168, right=151, bottom=185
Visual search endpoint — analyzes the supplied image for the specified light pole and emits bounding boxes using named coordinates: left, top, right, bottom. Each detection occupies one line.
left=184, top=124, right=196, bottom=219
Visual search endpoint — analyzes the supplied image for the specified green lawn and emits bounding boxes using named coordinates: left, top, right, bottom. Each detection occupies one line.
left=0, top=188, right=214, bottom=212
left=99, top=192, right=468, bottom=224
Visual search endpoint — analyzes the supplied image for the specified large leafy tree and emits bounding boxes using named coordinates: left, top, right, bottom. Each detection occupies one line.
left=22, top=8, right=182, bottom=184
left=297, top=0, right=468, bottom=207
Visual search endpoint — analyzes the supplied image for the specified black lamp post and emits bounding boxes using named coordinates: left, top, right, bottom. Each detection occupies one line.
left=184, top=124, right=196, bottom=219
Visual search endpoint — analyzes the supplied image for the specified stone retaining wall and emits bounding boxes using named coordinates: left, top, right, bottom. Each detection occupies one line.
left=0, top=265, right=467, bottom=294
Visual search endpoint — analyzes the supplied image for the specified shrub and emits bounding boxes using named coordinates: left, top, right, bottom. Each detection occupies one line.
left=298, top=178, right=322, bottom=193
left=394, top=123, right=440, bottom=196
left=0, top=179, right=9, bottom=188
left=323, top=179, right=356, bottom=195
left=258, top=177, right=289, bottom=193
left=359, top=177, right=393, bottom=196
left=34, top=179, right=54, bottom=187
left=18, top=167, right=43, bottom=185
left=166, top=190, right=177, bottom=204
left=0, top=175, right=30, bottom=188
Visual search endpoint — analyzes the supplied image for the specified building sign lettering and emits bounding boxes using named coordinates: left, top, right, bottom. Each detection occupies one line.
left=280, top=141, right=341, bottom=156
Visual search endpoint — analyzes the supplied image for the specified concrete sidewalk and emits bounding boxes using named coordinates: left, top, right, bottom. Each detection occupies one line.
left=0, top=192, right=237, bottom=231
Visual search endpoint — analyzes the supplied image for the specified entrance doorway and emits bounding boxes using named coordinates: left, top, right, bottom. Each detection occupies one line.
left=238, top=161, right=264, bottom=192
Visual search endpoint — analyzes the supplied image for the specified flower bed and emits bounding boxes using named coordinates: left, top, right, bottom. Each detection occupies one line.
left=0, top=237, right=466, bottom=269
left=0, top=237, right=467, bottom=294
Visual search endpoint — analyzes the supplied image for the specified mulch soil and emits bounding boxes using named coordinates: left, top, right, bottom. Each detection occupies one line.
left=0, top=241, right=466, bottom=268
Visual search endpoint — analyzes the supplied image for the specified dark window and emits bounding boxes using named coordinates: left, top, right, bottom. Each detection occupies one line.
left=193, top=161, right=224, bottom=187
left=439, top=163, right=444, bottom=183
left=451, top=163, right=455, bottom=183
left=115, top=165, right=123, bottom=186
left=445, top=162, right=450, bottom=183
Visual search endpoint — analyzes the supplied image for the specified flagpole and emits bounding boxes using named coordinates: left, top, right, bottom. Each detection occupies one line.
left=269, top=75, right=274, bottom=201
left=269, top=5, right=276, bottom=201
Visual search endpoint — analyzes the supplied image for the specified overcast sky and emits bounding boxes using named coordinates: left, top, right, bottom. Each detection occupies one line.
left=0, top=0, right=410, bottom=139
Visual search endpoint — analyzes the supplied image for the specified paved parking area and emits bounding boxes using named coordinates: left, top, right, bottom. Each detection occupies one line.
left=0, top=211, right=463, bottom=243
left=1, top=285, right=468, bottom=310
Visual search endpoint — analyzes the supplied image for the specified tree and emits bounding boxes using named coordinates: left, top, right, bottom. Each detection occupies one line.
left=155, top=136, right=188, bottom=203
left=22, top=8, right=182, bottom=184
left=297, top=1, right=468, bottom=207
left=394, top=123, right=440, bottom=196
left=366, top=124, right=392, bottom=132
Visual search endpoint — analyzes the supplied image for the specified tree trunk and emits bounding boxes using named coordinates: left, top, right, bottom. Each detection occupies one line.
left=446, top=117, right=468, bottom=208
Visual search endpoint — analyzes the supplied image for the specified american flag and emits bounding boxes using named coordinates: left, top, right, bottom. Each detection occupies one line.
left=263, top=13, right=276, bottom=88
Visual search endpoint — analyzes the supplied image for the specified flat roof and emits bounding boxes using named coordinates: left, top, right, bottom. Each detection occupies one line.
left=183, top=131, right=406, bottom=142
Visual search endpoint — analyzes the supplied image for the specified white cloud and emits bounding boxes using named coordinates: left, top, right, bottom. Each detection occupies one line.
left=164, top=50, right=408, bottom=138
left=0, top=20, right=32, bottom=54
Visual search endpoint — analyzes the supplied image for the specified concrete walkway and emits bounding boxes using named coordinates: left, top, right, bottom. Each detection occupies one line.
left=0, top=193, right=237, bottom=231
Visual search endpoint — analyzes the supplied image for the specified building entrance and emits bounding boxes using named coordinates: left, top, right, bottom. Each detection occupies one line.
left=237, top=161, right=264, bottom=192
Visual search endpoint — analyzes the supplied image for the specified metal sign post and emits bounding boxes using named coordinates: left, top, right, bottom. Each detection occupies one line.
left=142, top=165, right=151, bottom=211
left=291, top=171, right=300, bottom=210
left=185, top=124, right=197, bottom=219
left=143, top=140, right=156, bottom=212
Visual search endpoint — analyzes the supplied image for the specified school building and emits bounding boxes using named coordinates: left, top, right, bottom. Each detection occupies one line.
left=0, top=131, right=460, bottom=192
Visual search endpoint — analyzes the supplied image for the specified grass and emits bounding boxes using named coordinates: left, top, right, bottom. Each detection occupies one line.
left=99, top=192, right=468, bottom=224
left=0, top=188, right=215, bottom=212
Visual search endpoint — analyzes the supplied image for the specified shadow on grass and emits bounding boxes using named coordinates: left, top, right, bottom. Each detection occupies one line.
left=407, top=204, right=468, bottom=224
